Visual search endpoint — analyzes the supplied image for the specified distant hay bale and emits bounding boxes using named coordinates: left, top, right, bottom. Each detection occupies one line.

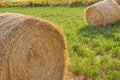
left=84, top=0, right=120, bottom=26
left=0, top=13, right=67, bottom=80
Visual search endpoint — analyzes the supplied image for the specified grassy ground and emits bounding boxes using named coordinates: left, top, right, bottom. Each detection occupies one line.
left=1, top=6, right=120, bottom=80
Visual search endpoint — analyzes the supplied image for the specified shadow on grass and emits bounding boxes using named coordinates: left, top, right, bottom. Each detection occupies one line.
left=78, top=22, right=120, bottom=39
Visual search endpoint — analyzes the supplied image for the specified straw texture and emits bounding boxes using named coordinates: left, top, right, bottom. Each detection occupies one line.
left=85, top=0, right=120, bottom=26
left=0, top=13, right=67, bottom=80
left=114, top=0, right=120, bottom=5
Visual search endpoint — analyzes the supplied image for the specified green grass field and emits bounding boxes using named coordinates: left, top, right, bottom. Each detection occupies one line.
left=1, top=6, right=120, bottom=80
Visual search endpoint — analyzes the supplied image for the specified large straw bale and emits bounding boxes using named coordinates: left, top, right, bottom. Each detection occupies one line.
left=84, top=0, right=120, bottom=26
left=0, top=13, right=67, bottom=80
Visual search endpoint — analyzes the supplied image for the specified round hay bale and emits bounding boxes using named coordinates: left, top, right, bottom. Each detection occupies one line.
left=0, top=13, right=67, bottom=80
left=84, top=0, right=120, bottom=26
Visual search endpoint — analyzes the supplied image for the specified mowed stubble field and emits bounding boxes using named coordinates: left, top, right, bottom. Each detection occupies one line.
left=1, top=6, right=120, bottom=80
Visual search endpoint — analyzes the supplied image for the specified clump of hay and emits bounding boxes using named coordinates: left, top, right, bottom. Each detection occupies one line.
left=84, top=0, right=120, bottom=26
left=0, top=13, right=67, bottom=80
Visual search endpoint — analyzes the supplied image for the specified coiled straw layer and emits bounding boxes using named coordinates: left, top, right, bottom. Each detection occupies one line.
left=0, top=13, right=66, bottom=80
left=85, top=0, right=120, bottom=26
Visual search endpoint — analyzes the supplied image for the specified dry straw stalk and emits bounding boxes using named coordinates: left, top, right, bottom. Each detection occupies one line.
left=0, top=13, right=67, bottom=80
left=84, top=0, right=120, bottom=26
